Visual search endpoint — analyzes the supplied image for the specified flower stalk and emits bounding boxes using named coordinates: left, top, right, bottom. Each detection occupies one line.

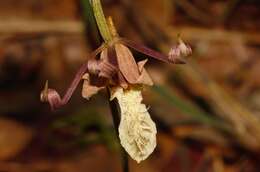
left=92, top=1, right=129, bottom=170
left=92, top=0, right=113, bottom=43
left=107, top=88, right=129, bottom=172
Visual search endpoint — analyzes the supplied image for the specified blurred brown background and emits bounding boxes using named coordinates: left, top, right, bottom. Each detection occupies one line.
left=0, top=0, right=260, bottom=171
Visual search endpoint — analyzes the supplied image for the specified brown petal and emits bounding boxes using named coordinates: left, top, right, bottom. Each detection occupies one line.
left=87, top=51, right=117, bottom=79
left=115, top=43, right=140, bottom=84
left=104, top=47, right=119, bottom=67
left=82, top=73, right=106, bottom=99
left=98, top=49, right=118, bottom=78
left=100, top=48, right=108, bottom=61
left=118, top=72, right=129, bottom=89
left=122, top=39, right=170, bottom=63
left=98, top=61, right=117, bottom=79
left=40, top=44, right=105, bottom=110
left=40, top=61, right=90, bottom=110
left=87, top=59, right=100, bottom=75
left=137, top=59, right=148, bottom=72
left=136, top=59, right=153, bottom=86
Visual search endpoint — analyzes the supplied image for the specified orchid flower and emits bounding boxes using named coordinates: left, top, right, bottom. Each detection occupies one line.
left=40, top=35, right=191, bottom=162
left=40, top=1, right=191, bottom=163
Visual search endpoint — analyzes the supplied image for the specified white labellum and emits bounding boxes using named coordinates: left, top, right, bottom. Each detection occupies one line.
left=111, top=87, right=157, bottom=163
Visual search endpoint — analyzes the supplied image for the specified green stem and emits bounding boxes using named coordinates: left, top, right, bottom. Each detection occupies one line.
left=90, top=0, right=128, bottom=170
left=80, top=1, right=128, bottom=171
left=106, top=88, right=129, bottom=172
left=92, top=0, right=113, bottom=43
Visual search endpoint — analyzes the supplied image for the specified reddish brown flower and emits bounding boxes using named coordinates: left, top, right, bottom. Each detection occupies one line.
left=40, top=37, right=191, bottom=110
left=40, top=35, right=191, bottom=163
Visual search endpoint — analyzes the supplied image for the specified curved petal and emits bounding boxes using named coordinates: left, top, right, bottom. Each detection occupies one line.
left=122, top=39, right=187, bottom=64
left=136, top=59, right=153, bottom=86
left=40, top=44, right=105, bottom=110
left=98, top=49, right=118, bottom=78
left=82, top=73, right=106, bottom=99
left=40, top=61, right=89, bottom=110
